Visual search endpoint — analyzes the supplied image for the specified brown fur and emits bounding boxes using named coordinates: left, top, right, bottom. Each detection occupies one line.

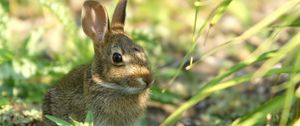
left=41, top=0, right=153, bottom=126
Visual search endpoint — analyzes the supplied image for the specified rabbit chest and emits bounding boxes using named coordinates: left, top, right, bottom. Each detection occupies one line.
left=83, top=66, right=149, bottom=126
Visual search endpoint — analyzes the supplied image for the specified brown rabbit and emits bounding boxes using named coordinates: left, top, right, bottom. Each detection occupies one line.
left=41, top=0, right=153, bottom=125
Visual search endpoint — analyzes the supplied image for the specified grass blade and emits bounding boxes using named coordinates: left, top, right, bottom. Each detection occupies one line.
left=69, top=117, right=84, bottom=126
left=203, top=67, right=300, bottom=94
left=279, top=48, right=300, bottom=126
left=253, top=32, right=300, bottom=79
left=165, top=0, right=233, bottom=91
left=209, top=0, right=232, bottom=27
left=84, top=111, right=93, bottom=126
left=230, top=94, right=296, bottom=126
left=45, top=115, right=72, bottom=126
left=161, top=50, right=276, bottom=125
left=196, top=0, right=233, bottom=39
left=201, top=0, right=300, bottom=63
left=161, top=65, right=300, bottom=125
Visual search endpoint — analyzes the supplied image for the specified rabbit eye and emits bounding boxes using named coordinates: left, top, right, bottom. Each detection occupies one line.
left=112, top=52, right=123, bottom=63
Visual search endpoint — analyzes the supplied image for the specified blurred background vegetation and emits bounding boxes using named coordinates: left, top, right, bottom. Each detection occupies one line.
left=1, top=0, right=300, bottom=126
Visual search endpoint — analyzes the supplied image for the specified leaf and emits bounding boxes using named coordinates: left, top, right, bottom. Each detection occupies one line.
left=25, top=28, right=45, bottom=57
left=69, top=117, right=84, bottom=126
left=0, top=97, right=9, bottom=106
left=45, top=115, right=72, bottom=126
left=151, top=86, right=181, bottom=104
left=0, top=0, right=9, bottom=13
left=0, top=48, right=13, bottom=64
left=84, top=111, right=93, bottom=126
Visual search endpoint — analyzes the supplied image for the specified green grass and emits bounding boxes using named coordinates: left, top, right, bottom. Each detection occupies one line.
left=46, top=111, right=93, bottom=126
left=1, top=0, right=300, bottom=126
left=161, top=0, right=300, bottom=125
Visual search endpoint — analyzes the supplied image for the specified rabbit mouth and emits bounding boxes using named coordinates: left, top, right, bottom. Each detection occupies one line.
left=96, top=78, right=148, bottom=94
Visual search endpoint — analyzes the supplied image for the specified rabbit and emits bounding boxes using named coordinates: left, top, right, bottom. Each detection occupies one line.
left=41, top=0, right=153, bottom=126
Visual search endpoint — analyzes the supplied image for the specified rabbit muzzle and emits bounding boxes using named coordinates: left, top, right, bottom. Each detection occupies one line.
left=141, top=74, right=154, bottom=88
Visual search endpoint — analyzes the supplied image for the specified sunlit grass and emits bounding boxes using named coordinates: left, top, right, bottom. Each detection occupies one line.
left=165, top=0, right=233, bottom=92
left=1, top=0, right=300, bottom=125
left=46, top=111, right=93, bottom=126
left=162, top=0, right=300, bottom=125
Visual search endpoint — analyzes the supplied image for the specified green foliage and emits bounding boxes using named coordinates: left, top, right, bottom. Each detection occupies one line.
left=161, top=0, right=300, bottom=125
left=46, top=111, right=93, bottom=126
left=37, top=0, right=93, bottom=64
left=0, top=103, right=41, bottom=125
left=46, top=115, right=72, bottom=126
left=1, top=0, right=300, bottom=125
left=0, top=0, right=90, bottom=125
left=84, top=111, right=93, bottom=126
left=151, top=86, right=181, bottom=104
left=231, top=94, right=295, bottom=126
left=167, top=0, right=233, bottom=91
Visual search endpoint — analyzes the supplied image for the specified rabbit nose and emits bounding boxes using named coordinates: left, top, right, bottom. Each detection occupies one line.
left=142, top=74, right=154, bottom=87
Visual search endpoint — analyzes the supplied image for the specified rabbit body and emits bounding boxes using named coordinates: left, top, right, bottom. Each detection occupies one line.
left=42, top=0, right=153, bottom=126
left=43, top=65, right=149, bottom=126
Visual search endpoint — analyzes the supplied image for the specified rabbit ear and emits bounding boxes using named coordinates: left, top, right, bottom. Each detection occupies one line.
left=82, top=0, right=109, bottom=42
left=111, top=0, right=127, bottom=31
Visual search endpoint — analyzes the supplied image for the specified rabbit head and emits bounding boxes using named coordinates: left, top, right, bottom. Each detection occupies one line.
left=82, top=0, right=153, bottom=94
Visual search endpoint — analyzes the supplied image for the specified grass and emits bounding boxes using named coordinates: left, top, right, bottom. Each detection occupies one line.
left=45, top=111, right=93, bottom=126
left=165, top=0, right=233, bottom=91
left=161, top=0, right=300, bottom=125
left=1, top=0, right=300, bottom=125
